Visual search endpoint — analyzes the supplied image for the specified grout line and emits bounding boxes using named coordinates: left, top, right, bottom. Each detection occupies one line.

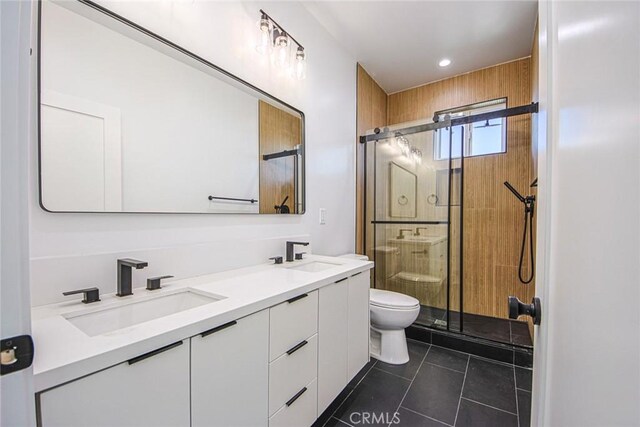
left=516, top=387, right=532, bottom=393
left=423, top=361, right=467, bottom=374
left=509, top=320, right=513, bottom=345
left=400, top=406, right=452, bottom=426
left=372, top=366, right=414, bottom=381
left=327, top=360, right=378, bottom=421
left=329, top=417, right=353, bottom=427
left=386, top=345, right=431, bottom=427
left=460, top=397, right=518, bottom=416
left=452, top=355, right=470, bottom=426
left=514, top=364, right=520, bottom=427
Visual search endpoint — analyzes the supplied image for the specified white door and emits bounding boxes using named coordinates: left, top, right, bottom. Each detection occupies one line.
left=191, top=310, right=269, bottom=427
left=0, top=1, right=36, bottom=426
left=318, top=280, right=349, bottom=414
left=38, top=340, right=190, bottom=427
left=347, top=271, right=370, bottom=380
left=533, top=1, right=640, bottom=425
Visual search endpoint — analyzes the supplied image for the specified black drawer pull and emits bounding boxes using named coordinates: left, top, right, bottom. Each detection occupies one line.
left=200, top=320, right=237, bottom=338
left=286, top=387, right=307, bottom=407
left=128, top=341, right=182, bottom=365
left=286, top=340, right=308, bottom=355
left=351, top=272, right=363, bottom=277
left=287, top=293, right=308, bottom=304
left=335, top=277, right=348, bottom=283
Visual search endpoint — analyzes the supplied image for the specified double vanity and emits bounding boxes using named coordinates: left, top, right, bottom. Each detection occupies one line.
left=32, top=254, right=373, bottom=427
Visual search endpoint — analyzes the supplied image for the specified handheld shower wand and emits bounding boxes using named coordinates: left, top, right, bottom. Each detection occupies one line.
left=504, top=181, right=535, bottom=284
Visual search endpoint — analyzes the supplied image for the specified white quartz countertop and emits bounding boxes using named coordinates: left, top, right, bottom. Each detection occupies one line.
left=31, top=255, right=373, bottom=392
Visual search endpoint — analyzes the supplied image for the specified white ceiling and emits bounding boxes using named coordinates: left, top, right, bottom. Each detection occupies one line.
left=304, top=1, right=538, bottom=93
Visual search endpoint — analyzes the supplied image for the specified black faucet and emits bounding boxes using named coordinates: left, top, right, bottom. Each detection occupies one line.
left=117, top=258, right=148, bottom=296
left=286, top=241, right=309, bottom=262
left=397, top=229, right=413, bottom=239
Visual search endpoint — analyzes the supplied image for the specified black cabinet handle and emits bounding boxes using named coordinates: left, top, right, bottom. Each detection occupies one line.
left=335, top=277, right=348, bottom=283
left=200, top=320, right=237, bottom=338
left=285, top=387, right=307, bottom=407
left=286, top=340, right=308, bottom=355
left=351, top=272, right=363, bottom=277
left=287, top=293, right=308, bottom=304
left=128, top=341, right=182, bottom=365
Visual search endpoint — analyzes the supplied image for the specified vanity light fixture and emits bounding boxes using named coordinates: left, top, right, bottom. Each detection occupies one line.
left=256, top=9, right=306, bottom=80
left=438, top=58, right=451, bottom=67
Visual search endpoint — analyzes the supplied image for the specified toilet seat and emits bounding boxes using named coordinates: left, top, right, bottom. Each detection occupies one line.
left=370, top=289, right=419, bottom=310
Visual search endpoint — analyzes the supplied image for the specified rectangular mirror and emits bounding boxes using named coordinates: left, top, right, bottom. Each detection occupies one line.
left=38, top=0, right=305, bottom=214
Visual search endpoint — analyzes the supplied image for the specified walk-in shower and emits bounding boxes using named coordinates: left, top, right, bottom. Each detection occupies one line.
left=362, top=102, right=538, bottom=348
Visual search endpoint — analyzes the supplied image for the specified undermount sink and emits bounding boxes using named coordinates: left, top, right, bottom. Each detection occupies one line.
left=287, top=261, right=341, bottom=273
left=64, top=289, right=223, bottom=337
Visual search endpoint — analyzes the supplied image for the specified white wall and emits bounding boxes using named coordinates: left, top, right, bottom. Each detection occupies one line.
left=29, top=1, right=357, bottom=306
left=41, top=1, right=260, bottom=213
left=533, top=1, right=640, bottom=425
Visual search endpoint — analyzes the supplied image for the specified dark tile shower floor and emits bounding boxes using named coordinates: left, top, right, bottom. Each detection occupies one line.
left=319, top=340, right=532, bottom=427
left=416, top=305, right=533, bottom=348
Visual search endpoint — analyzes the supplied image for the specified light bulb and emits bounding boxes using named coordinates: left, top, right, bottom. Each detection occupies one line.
left=411, top=148, right=422, bottom=164
left=294, top=47, right=306, bottom=80
left=274, top=30, right=289, bottom=69
left=256, top=14, right=271, bottom=54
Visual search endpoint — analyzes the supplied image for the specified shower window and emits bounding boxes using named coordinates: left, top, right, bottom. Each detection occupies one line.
left=433, top=98, right=507, bottom=160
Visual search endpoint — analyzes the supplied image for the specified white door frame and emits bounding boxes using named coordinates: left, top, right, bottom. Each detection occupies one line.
left=0, top=1, right=36, bottom=426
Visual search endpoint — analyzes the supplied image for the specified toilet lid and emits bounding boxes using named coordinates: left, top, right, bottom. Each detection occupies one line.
left=370, top=289, right=419, bottom=309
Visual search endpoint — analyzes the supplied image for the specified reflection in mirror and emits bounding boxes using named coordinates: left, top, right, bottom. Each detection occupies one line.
left=39, top=0, right=304, bottom=214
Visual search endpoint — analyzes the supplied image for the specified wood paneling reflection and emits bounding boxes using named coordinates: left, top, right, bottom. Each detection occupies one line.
left=258, top=101, right=301, bottom=214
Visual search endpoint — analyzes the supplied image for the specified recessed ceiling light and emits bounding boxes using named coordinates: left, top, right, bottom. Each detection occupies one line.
left=439, top=58, right=451, bottom=67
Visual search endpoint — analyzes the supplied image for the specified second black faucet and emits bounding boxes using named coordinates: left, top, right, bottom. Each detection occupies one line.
left=286, top=241, right=309, bottom=262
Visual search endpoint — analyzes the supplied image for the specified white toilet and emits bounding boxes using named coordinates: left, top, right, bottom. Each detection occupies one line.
left=338, top=254, right=421, bottom=365
left=369, top=289, right=420, bottom=365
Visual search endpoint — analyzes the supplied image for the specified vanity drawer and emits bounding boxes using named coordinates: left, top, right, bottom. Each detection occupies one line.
left=269, top=290, right=318, bottom=361
left=269, top=333, right=318, bottom=416
left=269, top=378, right=318, bottom=427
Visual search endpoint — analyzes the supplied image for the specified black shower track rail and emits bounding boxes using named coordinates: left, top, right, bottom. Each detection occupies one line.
left=359, top=102, right=538, bottom=143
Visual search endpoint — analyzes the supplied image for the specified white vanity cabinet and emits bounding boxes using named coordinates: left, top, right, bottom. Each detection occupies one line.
left=36, top=265, right=372, bottom=427
left=318, top=278, right=349, bottom=413
left=38, top=339, right=190, bottom=427
left=191, top=310, right=269, bottom=427
left=317, top=270, right=371, bottom=414
left=347, top=271, right=371, bottom=380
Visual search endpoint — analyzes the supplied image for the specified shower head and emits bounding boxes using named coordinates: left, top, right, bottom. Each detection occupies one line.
left=504, top=181, right=526, bottom=203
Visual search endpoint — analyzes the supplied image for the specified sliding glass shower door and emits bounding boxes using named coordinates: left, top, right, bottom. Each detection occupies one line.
left=364, top=125, right=461, bottom=331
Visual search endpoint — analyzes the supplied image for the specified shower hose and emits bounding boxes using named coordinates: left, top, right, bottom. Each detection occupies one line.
left=519, top=201, right=535, bottom=284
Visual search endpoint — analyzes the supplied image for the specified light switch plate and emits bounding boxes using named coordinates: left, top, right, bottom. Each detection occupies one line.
left=319, top=208, right=326, bottom=225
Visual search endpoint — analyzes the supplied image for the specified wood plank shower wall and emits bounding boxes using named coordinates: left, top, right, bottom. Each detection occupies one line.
left=358, top=58, right=536, bottom=321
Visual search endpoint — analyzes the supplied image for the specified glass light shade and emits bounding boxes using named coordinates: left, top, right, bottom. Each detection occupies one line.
left=294, top=47, right=306, bottom=80
left=274, top=31, right=289, bottom=69
left=256, top=15, right=271, bottom=54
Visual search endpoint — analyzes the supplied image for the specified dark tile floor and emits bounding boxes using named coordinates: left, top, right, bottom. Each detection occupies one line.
left=321, top=340, right=532, bottom=427
left=415, top=306, right=533, bottom=348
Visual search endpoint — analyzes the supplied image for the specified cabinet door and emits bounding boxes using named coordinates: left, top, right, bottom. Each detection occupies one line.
left=317, top=280, right=349, bottom=414
left=39, top=340, right=189, bottom=427
left=348, top=271, right=371, bottom=380
left=191, top=310, right=269, bottom=427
